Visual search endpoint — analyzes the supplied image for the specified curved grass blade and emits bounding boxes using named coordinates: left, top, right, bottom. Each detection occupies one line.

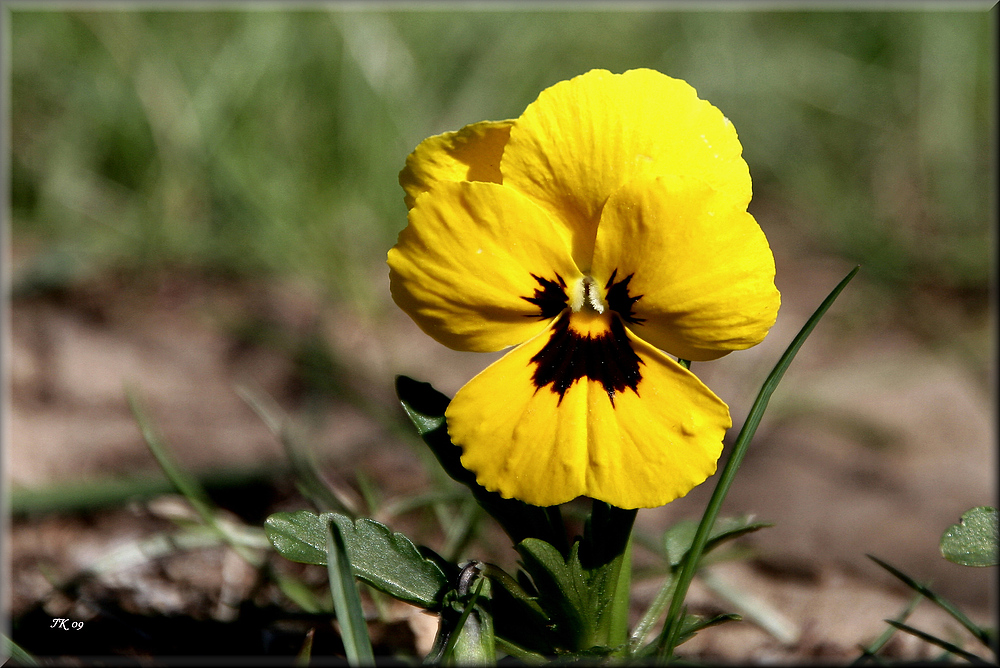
left=295, top=627, right=315, bottom=667
left=127, top=388, right=263, bottom=565
left=327, top=517, right=375, bottom=666
left=3, top=634, right=39, bottom=666
left=438, top=578, right=490, bottom=665
left=237, top=383, right=358, bottom=516
left=852, top=592, right=923, bottom=664
left=656, top=266, right=860, bottom=661
left=867, top=554, right=994, bottom=652
left=885, top=620, right=991, bottom=664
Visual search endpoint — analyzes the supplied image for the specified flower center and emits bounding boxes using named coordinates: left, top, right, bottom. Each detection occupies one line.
left=570, top=275, right=608, bottom=315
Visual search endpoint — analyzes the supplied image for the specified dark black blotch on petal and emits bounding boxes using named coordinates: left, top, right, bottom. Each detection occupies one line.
left=522, top=273, right=568, bottom=319
left=530, top=316, right=642, bottom=407
left=605, top=269, right=645, bottom=325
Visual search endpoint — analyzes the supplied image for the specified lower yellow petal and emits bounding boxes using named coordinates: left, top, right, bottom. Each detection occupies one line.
left=388, top=181, right=581, bottom=352
left=446, top=313, right=730, bottom=509
left=399, top=120, right=512, bottom=209
left=592, top=174, right=780, bottom=361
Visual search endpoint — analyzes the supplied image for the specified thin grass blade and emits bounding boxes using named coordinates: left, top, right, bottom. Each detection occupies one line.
left=438, top=578, right=486, bottom=664
left=868, top=554, right=994, bottom=651
left=852, top=592, right=923, bottom=664
left=237, top=383, right=358, bottom=515
left=656, top=266, right=860, bottom=661
left=326, top=518, right=375, bottom=665
left=885, top=620, right=990, bottom=664
left=295, top=627, right=315, bottom=667
left=3, top=634, right=39, bottom=666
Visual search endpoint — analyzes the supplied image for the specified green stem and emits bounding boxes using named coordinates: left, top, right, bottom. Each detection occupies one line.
left=656, top=266, right=859, bottom=661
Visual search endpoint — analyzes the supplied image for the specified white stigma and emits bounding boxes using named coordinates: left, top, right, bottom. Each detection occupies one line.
left=571, top=276, right=605, bottom=314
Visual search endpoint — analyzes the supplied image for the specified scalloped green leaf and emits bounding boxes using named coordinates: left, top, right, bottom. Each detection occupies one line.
left=664, top=516, right=773, bottom=567
left=941, top=506, right=998, bottom=567
left=265, top=509, right=448, bottom=608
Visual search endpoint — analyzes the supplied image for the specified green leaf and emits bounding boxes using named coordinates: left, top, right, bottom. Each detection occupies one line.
left=675, top=612, right=742, bottom=648
left=265, top=509, right=448, bottom=609
left=941, top=506, right=998, bottom=567
left=395, top=376, right=569, bottom=555
left=516, top=539, right=589, bottom=648
left=326, top=518, right=375, bottom=665
left=3, top=634, right=39, bottom=667
left=478, top=564, right=555, bottom=656
left=516, top=537, right=627, bottom=652
left=664, top=516, right=773, bottom=568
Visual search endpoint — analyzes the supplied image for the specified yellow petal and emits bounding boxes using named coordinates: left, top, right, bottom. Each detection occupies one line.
left=399, top=120, right=513, bottom=209
left=592, top=174, right=780, bottom=362
left=447, top=311, right=730, bottom=509
left=502, top=69, right=750, bottom=270
left=388, top=181, right=582, bottom=353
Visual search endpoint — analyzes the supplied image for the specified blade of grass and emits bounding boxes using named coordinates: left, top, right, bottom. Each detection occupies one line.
left=126, top=387, right=262, bottom=565
left=326, top=517, right=375, bottom=666
left=885, top=620, right=991, bottom=664
left=11, top=466, right=289, bottom=516
left=295, top=627, right=315, bottom=667
left=3, top=634, right=39, bottom=666
left=442, top=497, right=483, bottom=564
left=852, top=592, right=923, bottom=664
left=699, top=568, right=799, bottom=645
left=655, top=266, right=860, bottom=661
left=127, top=388, right=216, bottom=519
left=867, top=554, right=994, bottom=651
left=236, top=383, right=358, bottom=516
left=438, top=578, right=486, bottom=665
left=629, top=572, right=677, bottom=652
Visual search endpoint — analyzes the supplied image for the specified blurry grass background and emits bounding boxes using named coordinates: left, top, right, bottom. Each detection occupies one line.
left=10, top=7, right=994, bottom=331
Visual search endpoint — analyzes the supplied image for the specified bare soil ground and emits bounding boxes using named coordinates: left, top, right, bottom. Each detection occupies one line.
left=6, top=241, right=996, bottom=664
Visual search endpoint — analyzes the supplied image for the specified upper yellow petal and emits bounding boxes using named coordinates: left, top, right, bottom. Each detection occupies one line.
left=592, top=174, right=780, bottom=361
left=399, top=120, right=513, bottom=209
left=501, top=69, right=751, bottom=270
left=446, top=311, right=730, bottom=508
left=388, top=180, right=581, bottom=353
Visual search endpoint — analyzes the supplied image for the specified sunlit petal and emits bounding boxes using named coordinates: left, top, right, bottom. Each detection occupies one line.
left=592, top=174, right=779, bottom=361
left=502, top=69, right=750, bottom=269
left=399, top=120, right=512, bottom=209
left=447, top=312, right=730, bottom=508
left=388, top=181, right=581, bottom=352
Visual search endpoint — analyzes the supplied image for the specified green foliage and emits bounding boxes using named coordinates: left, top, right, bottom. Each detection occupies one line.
left=941, top=506, right=998, bottom=568
left=516, top=539, right=621, bottom=654
left=656, top=266, right=859, bottom=661
left=663, top=516, right=773, bottom=568
left=325, top=519, right=375, bottom=665
left=264, top=509, right=449, bottom=609
left=9, top=10, right=992, bottom=316
left=395, top=376, right=569, bottom=553
left=866, top=555, right=997, bottom=663
left=427, top=570, right=496, bottom=666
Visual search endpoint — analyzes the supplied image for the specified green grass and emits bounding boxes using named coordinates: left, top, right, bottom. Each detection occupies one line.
left=9, top=8, right=994, bottom=315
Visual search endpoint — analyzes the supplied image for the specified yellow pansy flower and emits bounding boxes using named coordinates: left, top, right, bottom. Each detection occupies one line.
left=388, top=69, right=780, bottom=509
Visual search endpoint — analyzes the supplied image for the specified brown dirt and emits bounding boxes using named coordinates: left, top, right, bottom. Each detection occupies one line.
left=6, top=245, right=996, bottom=664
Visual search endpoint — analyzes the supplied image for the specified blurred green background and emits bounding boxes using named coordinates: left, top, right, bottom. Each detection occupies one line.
left=9, top=7, right=994, bottom=331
